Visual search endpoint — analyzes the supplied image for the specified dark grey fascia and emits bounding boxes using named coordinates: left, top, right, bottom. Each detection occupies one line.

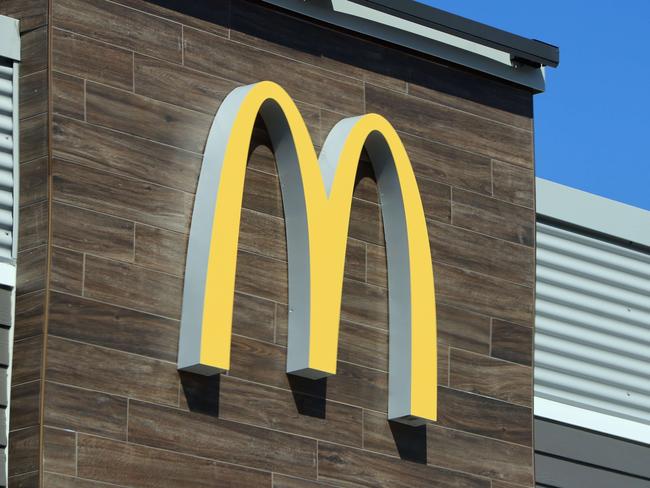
left=348, top=0, right=559, bottom=68
left=261, top=0, right=556, bottom=92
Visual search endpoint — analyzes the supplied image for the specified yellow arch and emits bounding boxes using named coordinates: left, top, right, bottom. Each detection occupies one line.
left=178, top=81, right=437, bottom=422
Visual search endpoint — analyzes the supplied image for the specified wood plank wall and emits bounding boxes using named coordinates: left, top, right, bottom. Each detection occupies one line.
left=0, top=1, right=50, bottom=486
left=7, top=0, right=537, bottom=486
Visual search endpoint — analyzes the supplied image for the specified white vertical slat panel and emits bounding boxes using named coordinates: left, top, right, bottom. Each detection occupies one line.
left=535, top=222, right=650, bottom=426
left=0, top=62, right=14, bottom=262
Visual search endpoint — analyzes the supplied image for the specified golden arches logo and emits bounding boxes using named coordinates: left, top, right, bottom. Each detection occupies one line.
left=178, top=81, right=437, bottom=423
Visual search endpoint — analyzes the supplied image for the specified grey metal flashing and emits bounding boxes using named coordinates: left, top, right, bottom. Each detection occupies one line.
left=535, top=453, right=650, bottom=488
left=535, top=418, right=650, bottom=478
left=0, top=16, right=19, bottom=485
left=536, top=178, right=650, bottom=249
left=347, top=0, right=559, bottom=67
left=261, top=0, right=550, bottom=92
left=0, top=16, right=20, bottom=62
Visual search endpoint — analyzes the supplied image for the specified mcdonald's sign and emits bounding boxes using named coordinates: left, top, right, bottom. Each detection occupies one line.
left=178, top=81, right=437, bottom=424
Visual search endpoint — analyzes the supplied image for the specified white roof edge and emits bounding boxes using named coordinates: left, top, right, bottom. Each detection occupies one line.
left=261, top=0, right=545, bottom=91
left=536, top=177, right=650, bottom=248
left=535, top=397, right=650, bottom=445
left=0, top=16, right=20, bottom=62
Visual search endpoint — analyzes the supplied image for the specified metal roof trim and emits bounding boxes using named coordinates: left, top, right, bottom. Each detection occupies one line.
left=536, top=178, right=650, bottom=249
left=0, top=16, right=20, bottom=62
left=347, top=0, right=559, bottom=67
left=260, top=0, right=549, bottom=92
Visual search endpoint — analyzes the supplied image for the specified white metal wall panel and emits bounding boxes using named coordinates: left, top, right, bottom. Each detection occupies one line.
left=0, top=16, right=19, bottom=485
left=535, top=222, right=650, bottom=427
left=0, top=62, right=14, bottom=261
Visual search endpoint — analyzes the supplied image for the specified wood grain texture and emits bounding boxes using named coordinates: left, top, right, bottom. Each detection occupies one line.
left=52, top=202, right=135, bottom=261
left=231, top=292, right=276, bottom=343
left=52, top=116, right=202, bottom=193
left=239, top=209, right=286, bottom=261
left=407, top=80, right=532, bottom=131
left=228, top=335, right=388, bottom=412
left=438, top=387, right=532, bottom=446
left=436, top=304, right=491, bottom=355
left=396, top=126, right=493, bottom=195
left=19, top=114, right=48, bottom=163
left=53, top=0, right=183, bottom=63
left=46, top=336, right=179, bottom=406
left=52, top=71, right=85, bottom=120
left=20, top=27, right=47, bottom=77
left=434, top=262, right=534, bottom=325
left=44, top=473, right=125, bottom=488
left=134, top=53, right=238, bottom=115
left=53, top=159, right=193, bottom=234
left=418, top=177, right=451, bottom=223
left=8, top=471, right=39, bottom=488
left=452, top=189, right=535, bottom=246
left=20, top=157, right=48, bottom=207
left=77, top=434, right=271, bottom=488
left=427, top=424, right=533, bottom=485
left=53, top=28, right=134, bottom=90
left=491, top=320, right=533, bottom=366
left=318, top=442, right=489, bottom=488
left=8, top=426, right=39, bottom=477
left=14, top=291, right=45, bottom=341
left=338, top=320, right=388, bottom=371
left=230, top=0, right=406, bottom=93
left=183, top=26, right=364, bottom=115
left=449, top=348, right=532, bottom=407
left=18, top=201, right=48, bottom=251
left=365, top=242, right=387, bottom=288
left=128, top=400, right=317, bottom=478
left=9, top=381, right=40, bottom=431
left=366, top=85, right=533, bottom=169
left=85, top=81, right=212, bottom=153
left=12, top=335, right=42, bottom=385
left=50, top=246, right=83, bottom=295
left=17, top=245, right=47, bottom=295
left=428, top=219, right=534, bottom=286
left=134, top=224, right=187, bottom=277
left=492, top=161, right=535, bottom=208
left=242, top=166, right=284, bottom=218
left=20, top=70, right=48, bottom=119
left=44, top=381, right=127, bottom=439
left=218, top=376, right=363, bottom=447
left=112, top=0, right=230, bottom=37
left=340, top=278, right=388, bottom=329
left=48, top=291, right=178, bottom=362
left=235, top=249, right=288, bottom=304
left=83, top=255, right=183, bottom=319
left=43, top=427, right=76, bottom=476
left=273, top=475, right=337, bottom=488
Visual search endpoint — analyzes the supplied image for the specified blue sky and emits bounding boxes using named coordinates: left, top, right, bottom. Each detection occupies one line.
left=416, top=1, right=650, bottom=210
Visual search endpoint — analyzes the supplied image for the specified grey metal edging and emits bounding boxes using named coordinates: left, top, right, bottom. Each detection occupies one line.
left=347, top=0, right=559, bottom=67
left=535, top=418, right=650, bottom=479
left=0, top=14, right=20, bottom=487
left=536, top=178, right=650, bottom=249
left=0, top=16, right=20, bottom=62
left=261, top=0, right=547, bottom=92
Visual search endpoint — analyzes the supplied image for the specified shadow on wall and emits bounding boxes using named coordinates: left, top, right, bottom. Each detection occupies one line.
left=146, top=0, right=532, bottom=119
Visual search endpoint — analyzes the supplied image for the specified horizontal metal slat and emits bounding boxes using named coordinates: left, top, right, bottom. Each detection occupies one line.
left=535, top=222, right=650, bottom=428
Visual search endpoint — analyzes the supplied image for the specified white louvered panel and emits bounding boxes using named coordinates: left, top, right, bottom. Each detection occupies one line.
left=535, top=222, right=650, bottom=426
left=0, top=49, right=17, bottom=487
left=0, top=62, right=13, bottom=261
